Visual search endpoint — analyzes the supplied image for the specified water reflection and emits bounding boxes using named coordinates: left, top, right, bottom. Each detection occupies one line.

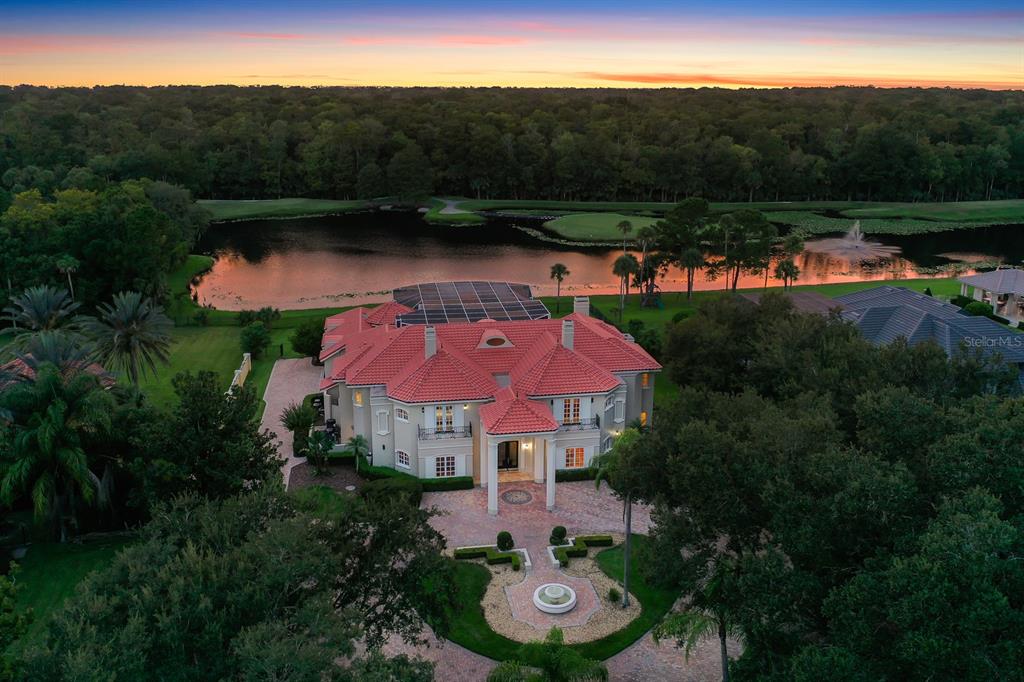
left=192, top=213, right=1022, bottom=310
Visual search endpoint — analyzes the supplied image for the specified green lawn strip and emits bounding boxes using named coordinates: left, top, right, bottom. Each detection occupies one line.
left=446, top=535, right=677, bottom=661
left=199, top=198, right=370, bottom=221
left=13, top=534, right=134, bottom=646
left=841, top=199, right=1024, bottom=223
left=767, top=211, right=1009, bottom=235
left=543, top=213, right=660, bottom=241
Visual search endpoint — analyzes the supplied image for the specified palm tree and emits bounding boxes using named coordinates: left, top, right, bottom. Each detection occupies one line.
left=280, top=401, right=316, bottom=458
left=593, top=428, right=642, bottom=608
left=549, top=263, right=570, bottom=314
left=488, top=627, right=607, bottom=682
left=633, top=225, right=658, bottom=306
left=680, top=248, right=705, bottom=300
left=84, top=291, right=173, bottom=385
left=0, top=363, right=113, bottom=541
left=302, top=430, right=335, bottom=477
left=347, top=434, right=370, bottom=473
left=774, top=259, right=800, bottom=290
left=616, top=220, right=633, bottom=255
left=2, top=285, right=83, bottom=348
left=55, top=254, right=80, bottom=301
left=612, top=254, right=640, bottom=323
left=653, top=562, right=743, bottom=682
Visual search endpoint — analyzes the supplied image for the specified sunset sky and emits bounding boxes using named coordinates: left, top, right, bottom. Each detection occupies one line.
left=1, top=0, right=1021, bottom=89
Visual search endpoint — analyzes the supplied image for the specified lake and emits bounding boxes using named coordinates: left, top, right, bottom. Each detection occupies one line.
left=192, top=212, right=1024, bottom=310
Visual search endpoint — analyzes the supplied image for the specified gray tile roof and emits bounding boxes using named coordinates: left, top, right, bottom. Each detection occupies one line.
left=958, top=268, right=1024, bottom=296
left=834, top=286, right=1024, bottom=363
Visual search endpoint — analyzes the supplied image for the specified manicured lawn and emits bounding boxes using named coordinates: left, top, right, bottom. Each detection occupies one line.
left=446, top=535, right=677, bottom=661
left=14, top=534, right=133, bottom=645
left=842, top=199, right=1024, bottom=223
left=199, top=198, right=370, bottom=221
left=543, top=213, right=659, bottom=241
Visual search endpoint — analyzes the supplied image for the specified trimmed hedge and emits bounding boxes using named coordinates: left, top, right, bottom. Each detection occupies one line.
left=355, top=453, right=473, bottom=490
left=423, top=476, right=475, bottom=492
left=359, top=477, right=423, bottom=507
left=552, top=535, right=615, bottom=568
left=454, top=545, right=522, bottom=571
left=556, top=468, right=596, bottom=482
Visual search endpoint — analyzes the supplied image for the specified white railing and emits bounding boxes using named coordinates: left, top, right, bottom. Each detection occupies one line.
left=227, top=353, right=252, bottom=394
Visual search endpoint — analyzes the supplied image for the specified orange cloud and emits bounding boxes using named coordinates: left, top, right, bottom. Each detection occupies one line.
left=343, top=34, right=528, bottom=47
left=226, top=32, right=308, bottom=40
left=578, top=72, right=1024, bottom=90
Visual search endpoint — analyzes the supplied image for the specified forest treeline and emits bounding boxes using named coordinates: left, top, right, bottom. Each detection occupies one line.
left=1, top=85, right=1022, bottom=206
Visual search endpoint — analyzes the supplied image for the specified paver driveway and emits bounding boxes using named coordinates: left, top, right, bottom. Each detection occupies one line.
left=258, top=357, right=322, bottom=487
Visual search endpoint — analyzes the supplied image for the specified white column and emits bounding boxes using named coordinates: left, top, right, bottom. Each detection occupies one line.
left=323, top=390, right=332, bottom=421
left=533, top=436, right=544, bottom=482
left=480, top=434, right=488, bottom=488
left=546, top=436, right=556, bottom=511
left=960, top=282, right=967, bottom=296
left=487, top=439, right=499, bottom=516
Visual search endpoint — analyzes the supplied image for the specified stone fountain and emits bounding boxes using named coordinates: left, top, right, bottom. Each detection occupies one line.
left=533, top=583, right=578, bottom=614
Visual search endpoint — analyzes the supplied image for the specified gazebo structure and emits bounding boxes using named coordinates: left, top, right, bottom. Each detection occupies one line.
left=958, top=267, right=1024, bottom=325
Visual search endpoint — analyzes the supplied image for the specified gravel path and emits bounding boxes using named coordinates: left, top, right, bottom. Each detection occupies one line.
left=258, top=357, right=322, bottom=486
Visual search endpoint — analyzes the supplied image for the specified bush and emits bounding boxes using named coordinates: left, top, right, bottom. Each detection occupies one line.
left=556, top=468, right=596, bottom=482
left=453, top=545, right=522, bottom=571
left=359, top=477, right=423, bottom=507
left=193, top=309, right=209, bottom=326
left=291, top=317, right=326, bottom=360
left=552, top=535, right=615, bottom=568
left=238, top=309, right=256, bottom=326
left=496, top=531, right=514, bottom=551
left=950, top=295, right=973, bottom=308
left=672, top=310, right=690, bottom=323
left=240, top=321, right=271, bottom=358
left=256, top=306, right=282, bottom=329
left=923, top=287, right=933, bottom=297
left=963, top=301, right=994, bottom=317
left=423, top=476, right=474, bottom=492
left=550, top=526, right=568, bottom=545
left=608, top=587, right=622, bottom=603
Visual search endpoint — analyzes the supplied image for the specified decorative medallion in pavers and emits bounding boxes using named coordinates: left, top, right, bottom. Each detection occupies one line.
left=501, top=489, right=533, bottom=505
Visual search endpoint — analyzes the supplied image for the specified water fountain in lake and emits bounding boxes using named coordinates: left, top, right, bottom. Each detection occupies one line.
left=803, top=221, right=901, bottom=261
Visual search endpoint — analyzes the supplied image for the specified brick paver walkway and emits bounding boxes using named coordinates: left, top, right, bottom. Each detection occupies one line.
left=258, top=357, right=322, bottom=487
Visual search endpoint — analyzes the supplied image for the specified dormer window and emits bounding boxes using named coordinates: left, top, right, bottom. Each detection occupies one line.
left=478, top=329, right=513, bottom=349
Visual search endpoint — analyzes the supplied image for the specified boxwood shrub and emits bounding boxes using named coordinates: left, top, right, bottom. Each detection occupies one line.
left=453, top=545, right=522, bottom=571
left=356, top=453, right=473, bottom=491
left=552, top=534, right=615, bottom=567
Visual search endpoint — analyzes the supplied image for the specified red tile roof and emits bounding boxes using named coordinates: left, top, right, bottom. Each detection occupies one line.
left=320, top=307, right=660, bottom=413
left=364, top=301, right=414, bottom=327
left=388, top=347, right=498, bottom=403
left=480, top=388, right=559, bottom=435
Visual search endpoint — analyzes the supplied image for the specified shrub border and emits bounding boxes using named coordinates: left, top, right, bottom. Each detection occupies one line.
left=454, top=545, right=524, bottom=571
left=550, top=535, right=615, bottom=568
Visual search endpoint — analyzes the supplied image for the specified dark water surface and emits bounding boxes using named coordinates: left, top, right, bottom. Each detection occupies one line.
left=193, top=212, right=1024, bottom=310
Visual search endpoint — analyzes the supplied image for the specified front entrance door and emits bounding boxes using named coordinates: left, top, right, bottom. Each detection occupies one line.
left=497, top=441, right=519, bottom=471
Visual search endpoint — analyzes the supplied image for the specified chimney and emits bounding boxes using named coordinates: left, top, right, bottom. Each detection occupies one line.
left=561, top=319, right=575, bottom=350
left=424, top=326, right=437, bottom=359
left=573, top=296, right=590, bottom=317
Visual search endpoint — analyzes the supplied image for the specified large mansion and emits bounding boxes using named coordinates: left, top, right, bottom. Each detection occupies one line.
left=318, top=289, right=660, bottom=514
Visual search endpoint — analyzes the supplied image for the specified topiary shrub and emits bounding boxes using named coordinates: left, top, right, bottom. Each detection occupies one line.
left=608, top=587, right=621, bottom=603
left=496, top=531, right=514, bottom=551
left=550, top=526, right=568, bottom=546
left=359, top=477, right=423, bottom=507
left=963, top=301, right=994, bottom=317
left=454, top=545, right=521, bottom=571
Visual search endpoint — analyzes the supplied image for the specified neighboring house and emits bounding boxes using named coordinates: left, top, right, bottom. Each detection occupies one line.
left=834, top=286, right=1024, bottom=381
left=0, top=356, right=114, bottom=391
left=958, top=267, right=1024, bottom=326
left=319, top=293, right=660, bottom=515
